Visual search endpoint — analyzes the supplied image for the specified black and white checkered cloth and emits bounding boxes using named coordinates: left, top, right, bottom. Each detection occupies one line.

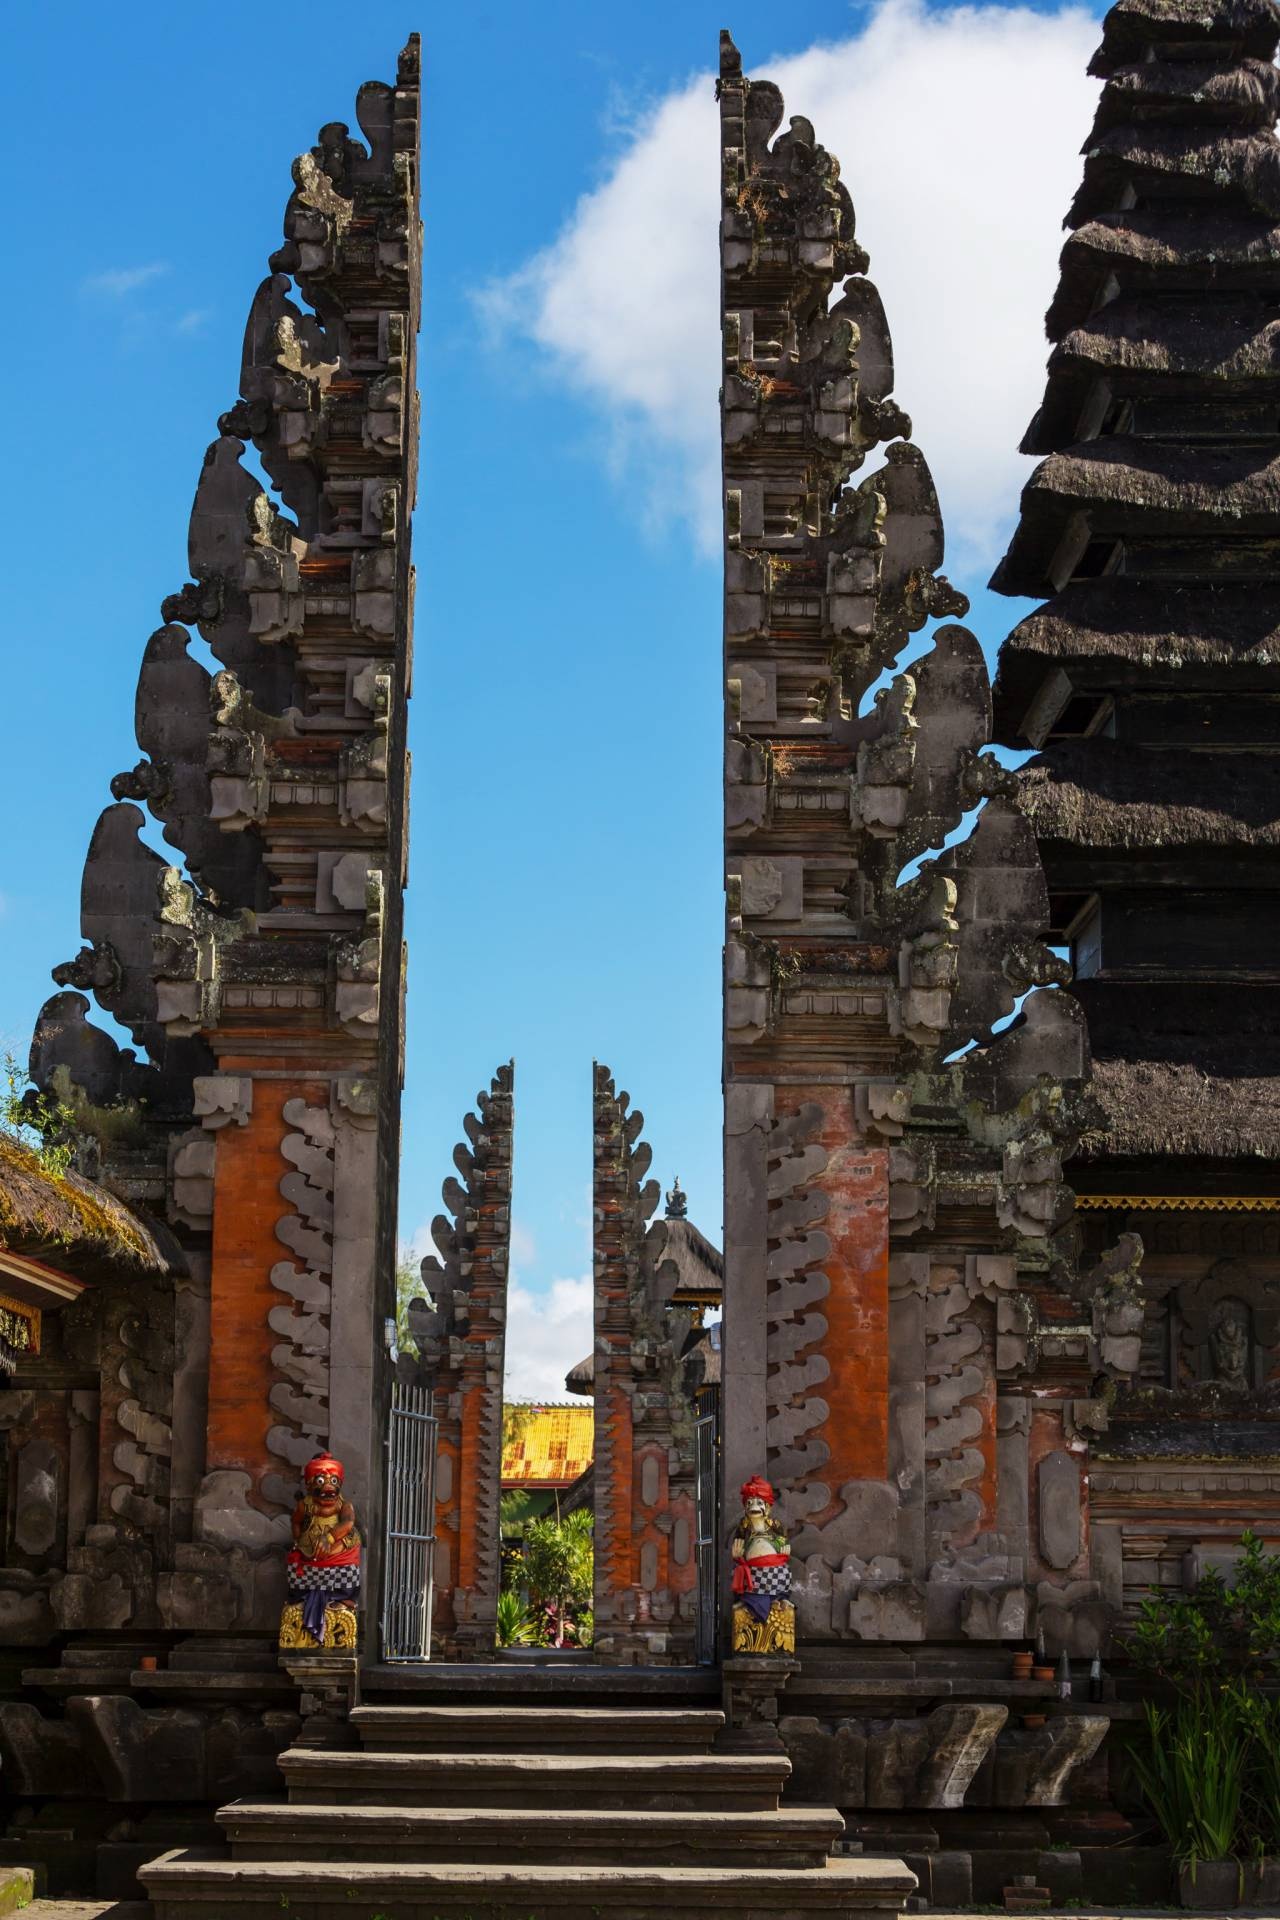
left=745, top=1561, right=791, bottom=1600
left=288, top=1562, right=360, bottom=1598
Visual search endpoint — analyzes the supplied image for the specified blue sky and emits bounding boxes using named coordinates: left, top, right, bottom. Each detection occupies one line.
left=1, top=0, right=1100, bottom=1394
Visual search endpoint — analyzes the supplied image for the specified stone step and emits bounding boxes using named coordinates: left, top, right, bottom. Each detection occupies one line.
left=350, top=1703, right=726, bottom=1751
left=216, top=1799, right=845, bottom=1870
left=280, top=1745, right=791, bottom=1809
left=141, top=1849, right=917, bottom=1920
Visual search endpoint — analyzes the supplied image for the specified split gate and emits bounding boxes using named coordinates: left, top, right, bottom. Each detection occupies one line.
left=380, top=1378, right=438, bottom=1661
left=694, top=1387, right=720, bottom=1665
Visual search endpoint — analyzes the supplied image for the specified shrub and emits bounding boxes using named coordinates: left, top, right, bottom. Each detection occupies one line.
left=1124, top=1534, right=1280, bottom=1865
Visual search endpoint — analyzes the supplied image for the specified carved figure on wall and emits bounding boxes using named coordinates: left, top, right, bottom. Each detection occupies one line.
left=1209, top=1300, right=1251, bottom=1391
left=278, top=1451, right=361, bottom=1651
left=1176, top=1262, right=1279, bottom=1395
left=731, top=1474, right=795, bottom=1654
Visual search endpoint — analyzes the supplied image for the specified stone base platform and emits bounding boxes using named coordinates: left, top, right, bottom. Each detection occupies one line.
left=140, top=1855, right=916, bottom=1919
left=138, top=1698, right=915, bottom=1919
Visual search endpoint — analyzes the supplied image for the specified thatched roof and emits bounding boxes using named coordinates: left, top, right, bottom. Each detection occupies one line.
left=993, top=581, right=1280, bottom=737
left=0, top=1133, right=170, bottom=1282
left=1093, top=57, right=1280, bottom=130
left=993, top=440, right=1280, bottom=596
left=1091, top=0, right=1280, bottom=72
left=662, top=1217, right=724, bottom=1300
left=1019, top=739, right=1280, bottom=849
left=1070, top=128, right=1280, bottom=228
left=1024, top=300, right=1280, bottom=452
left=1081, top=1055, right=1280, bottom=1160
left=1057, top=296, right=1278, bottom=381
left=1045, top=213, right=1280, bottom=340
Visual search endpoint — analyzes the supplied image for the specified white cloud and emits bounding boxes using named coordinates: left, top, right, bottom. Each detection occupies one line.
left=175, top=307, right=211, bottom=336
left=504, top=1274, right=593, bottom=1402
left=479, top=0, right=1100, bottom=568
left=82, top=263, right=169, bottom=299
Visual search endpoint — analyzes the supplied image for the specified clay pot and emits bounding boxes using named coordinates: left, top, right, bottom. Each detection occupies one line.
left=1021, top=1712, right=1047, bottom=1728
left=1011, top=1652, right=1034, bottom=1678
left=1032, top=1665, right=1054, bottom=1682
left=138, top=1656, right=159, bottom=1672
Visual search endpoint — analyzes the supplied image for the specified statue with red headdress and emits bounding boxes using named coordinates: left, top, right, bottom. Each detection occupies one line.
left=731, top=1474, right=795, bottom=1654
left=278, top=1451, right=362, bottom=1650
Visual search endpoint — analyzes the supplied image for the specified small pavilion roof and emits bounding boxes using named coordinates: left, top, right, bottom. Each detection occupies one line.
left=0, top=1132, right=170, bottom=1286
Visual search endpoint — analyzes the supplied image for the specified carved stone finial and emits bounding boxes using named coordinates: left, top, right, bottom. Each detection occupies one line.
left=665, top=1175, right=688, bottom=1220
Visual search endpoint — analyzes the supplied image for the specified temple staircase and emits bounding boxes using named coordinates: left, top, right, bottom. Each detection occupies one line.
left=139, top=1702, right=914, bottom=1918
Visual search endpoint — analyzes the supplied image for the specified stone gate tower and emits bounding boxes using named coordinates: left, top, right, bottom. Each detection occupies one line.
left=9, top=37, right=420, bottom=1646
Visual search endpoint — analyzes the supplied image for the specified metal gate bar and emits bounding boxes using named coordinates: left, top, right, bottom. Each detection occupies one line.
left=693, top=1390, right=720, bottom=1665
left=380, top=1379, right=438, bottom=1661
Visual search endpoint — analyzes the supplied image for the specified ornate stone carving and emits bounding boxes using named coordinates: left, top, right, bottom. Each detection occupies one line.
left=591, top=1063, right=698, bottom=1663
left=408, top=1064, right=512, bottom=1657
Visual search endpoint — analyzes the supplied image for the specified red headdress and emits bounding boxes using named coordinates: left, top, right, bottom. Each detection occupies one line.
left=740, top=1474, right=775, bottom=1506
left=304, top=1452, right=345, bottom=1483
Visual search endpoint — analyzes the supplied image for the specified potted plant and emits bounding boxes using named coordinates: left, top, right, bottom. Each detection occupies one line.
left=1127, top=1688, right=1248, bottom=1908
left=1125, top=1533, right=1280, bottom=1907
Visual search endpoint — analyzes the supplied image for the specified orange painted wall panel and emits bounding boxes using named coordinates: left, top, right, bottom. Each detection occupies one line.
left=207, top=1078, right=323, bottom=1479
left=778, top=1086, right=890, bottom=1513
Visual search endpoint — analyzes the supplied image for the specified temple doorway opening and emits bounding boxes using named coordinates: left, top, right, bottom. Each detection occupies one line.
left=497, top=1156, right=723, bottom=1662
left=393, top=1062, right=722, bottom=1665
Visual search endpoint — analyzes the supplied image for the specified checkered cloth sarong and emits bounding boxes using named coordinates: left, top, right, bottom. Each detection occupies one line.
left=286, top=1549, right=360, bottom=1639
left=287, top=1560, right=361, bottom=1598
left=745, top=1560, right=791, bottom=1600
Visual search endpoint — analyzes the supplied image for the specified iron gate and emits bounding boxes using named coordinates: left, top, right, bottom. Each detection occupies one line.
left=380, top=1379, right=438, bottom=1661
left=693, top=1388, right=720, bottom=1665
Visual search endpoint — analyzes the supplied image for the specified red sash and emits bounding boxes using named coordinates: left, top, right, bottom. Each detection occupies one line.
left=732, top=1551, right=788, bottom=1595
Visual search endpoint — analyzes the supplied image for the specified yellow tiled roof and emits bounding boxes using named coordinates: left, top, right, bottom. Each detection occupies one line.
left=501, top=1403, right=594, bottom=1487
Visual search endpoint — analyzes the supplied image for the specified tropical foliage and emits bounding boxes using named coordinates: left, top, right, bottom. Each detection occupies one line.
left=1125, top=1533, right=1280, bottom=1866
left=501, top=1506, right=593, bottom=1648
left=496, top=1588, right=537, bottom=1647
left=1, top=1050, right=74, bottom=1177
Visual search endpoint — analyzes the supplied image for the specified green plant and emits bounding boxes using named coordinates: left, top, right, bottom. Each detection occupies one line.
left=500, top=1489, right=540, bottom=1545
left=393, top=1246, right=422, bottom=1349
left=1128, top=1687, right=1250, bottom=1867
left=1123, top=1537, right=1280, bottom=1867
left=496, top=1587, right=537, bottom=1648
left=521, top=1508, right=593, bottom=1646
left=1128, top=1532, right=1280, bottom=1694
left=1, top=1050, right=75, bottom=1177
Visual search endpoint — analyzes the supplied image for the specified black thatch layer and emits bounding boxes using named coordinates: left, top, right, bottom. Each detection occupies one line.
left=1059, top=296, right=1280, bottom=380
left=993, top=580, right=1280, bottom=737
left=1019, top=738, right=1280, bottom=848
left=1023, top=298, right=1280, bottom=451
left=1048, top=212, right=1280, bottom=338
left=1091, top=0, right=1280, bottom=73
left=1069, top=127, right=1280, bottom=226
left=993, top=0, right=1280, bottom=1180
left=994, top=440, right=1280, bottom=595
left=1093, top=58, right=1280, bottom=130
